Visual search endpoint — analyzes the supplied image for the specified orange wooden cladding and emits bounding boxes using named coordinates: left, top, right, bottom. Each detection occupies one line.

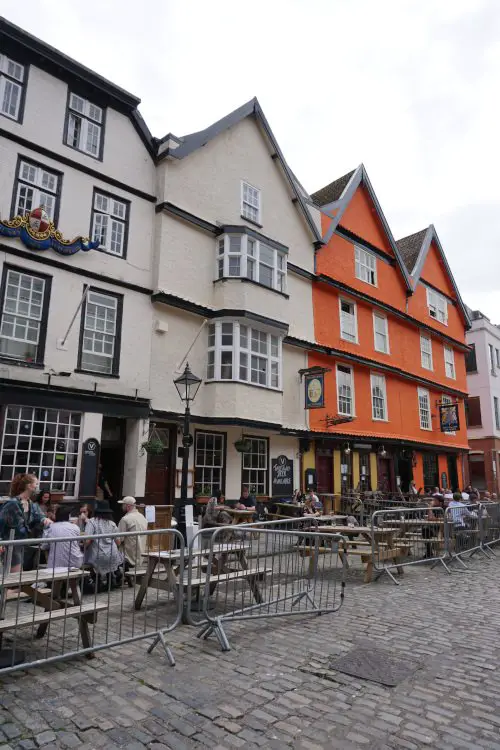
left=310, top=180, right=469, bottom=456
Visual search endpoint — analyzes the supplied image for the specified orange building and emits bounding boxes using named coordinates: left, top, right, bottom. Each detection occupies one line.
left=302, top=165, right=470, bottom=494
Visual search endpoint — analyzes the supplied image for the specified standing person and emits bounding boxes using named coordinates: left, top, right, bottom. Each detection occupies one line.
left=83, top=500, right=123, bottom=588
left=116, top=497, right=148, bottom=571
left=96, top=464, right=112, bottom=502
left=235, top=486, right=256, bottom=512
left=0, top=474, right=52, bottom=573
left=42, top=505, right=83, bottom=569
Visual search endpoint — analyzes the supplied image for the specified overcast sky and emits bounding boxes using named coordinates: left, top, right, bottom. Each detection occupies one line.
left=4, top=1, right=499, bottom=321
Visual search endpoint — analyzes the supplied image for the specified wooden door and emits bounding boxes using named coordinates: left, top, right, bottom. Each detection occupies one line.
left=377, top=457, right=394, bottom=492
left=144, top=452, right=170, bottom=504
left=316, top=453, right=333, bottom=494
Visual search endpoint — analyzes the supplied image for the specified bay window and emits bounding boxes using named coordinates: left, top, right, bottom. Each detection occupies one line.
left=216, top=233, right=287, bottom=292
left=207, top=320, right=282, bottom=390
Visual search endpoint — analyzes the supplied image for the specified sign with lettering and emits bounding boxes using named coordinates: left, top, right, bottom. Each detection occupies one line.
left=304, top=372, right=324, bottom=409
left=440, top=403, right=460, bottom=432
left=79, top=437, right=100, bottom=498
left=271, top=455, right=294, bottom=497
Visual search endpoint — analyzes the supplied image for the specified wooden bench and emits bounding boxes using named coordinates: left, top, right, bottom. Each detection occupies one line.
left=183, top=567, right=272, bottom=605
left=0, top=602, right=108, bottom=634
left=339, top=546, right=410, bottom=583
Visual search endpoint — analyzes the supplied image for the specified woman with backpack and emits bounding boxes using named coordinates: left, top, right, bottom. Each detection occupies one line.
left=83, top=500, right=123, bottom=589
left=0, top=474, right=52, bottom=573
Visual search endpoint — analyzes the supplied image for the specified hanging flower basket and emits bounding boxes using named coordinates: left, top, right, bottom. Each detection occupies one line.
left=234, top=438, right=251, bottom=453
left=140, top=424, right=167, bottom=456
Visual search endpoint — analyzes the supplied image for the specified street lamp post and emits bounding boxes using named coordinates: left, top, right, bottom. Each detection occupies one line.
left=173, top=363, right=202, bottom=544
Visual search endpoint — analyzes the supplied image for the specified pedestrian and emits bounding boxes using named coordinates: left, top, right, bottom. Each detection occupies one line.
left=117, top=496, right=148, bottom=571
left=0, top=474, right=52, bottom=573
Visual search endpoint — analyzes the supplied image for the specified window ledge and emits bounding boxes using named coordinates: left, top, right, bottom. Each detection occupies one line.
left=0, top=357, right=44, bottom=370
left=74, top=368, right=120, bottom=379
left=240, top=215, right=263, bottom=229
left=214, top=277, right=289, bottom=299
left=205, top=379, right=283, bottom=394
left=372, top=418, right=389, bottom=422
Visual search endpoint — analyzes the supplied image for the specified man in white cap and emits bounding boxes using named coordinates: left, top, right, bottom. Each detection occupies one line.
left=117, top=496, right=148, bottom=571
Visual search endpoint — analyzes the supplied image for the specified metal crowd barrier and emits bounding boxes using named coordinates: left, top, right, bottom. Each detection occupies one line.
left=444, top=503, right=484, bottom=567
left=480, top=502, right=500, bottom=554
left=193, top=525, right=347, bottom=652
left=0, top=527, right=183, bottom=676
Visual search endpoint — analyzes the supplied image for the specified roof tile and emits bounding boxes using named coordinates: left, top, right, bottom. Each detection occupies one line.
left=396, top=228, right=428, bottom=274
left=310, top=170, right=355, bottom=207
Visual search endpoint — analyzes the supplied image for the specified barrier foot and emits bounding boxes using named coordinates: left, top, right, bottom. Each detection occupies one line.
left=486, top=544, right=497, bottom=556
left=375, top=567, right=400, bottom=586
left=147, top=631, right=175, bottom=667
left=196, top=623, right=213, bottom=640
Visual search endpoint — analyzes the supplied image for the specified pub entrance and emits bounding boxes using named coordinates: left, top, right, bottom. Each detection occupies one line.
left=144, top=424, right=176, bottom=504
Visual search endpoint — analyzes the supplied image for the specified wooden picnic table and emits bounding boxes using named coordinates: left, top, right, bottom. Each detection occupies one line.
left=134, top=541, right=253, bottom=615
left=315, top=525, right=407, bottom=583
left=223, top=508, right=256, bottom=525
left=0, top=568, right=107, bottom=654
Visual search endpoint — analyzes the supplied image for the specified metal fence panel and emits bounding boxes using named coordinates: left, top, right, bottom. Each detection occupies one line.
left=480, top=502, right=500, bottom=553
left=371, top=506, right=449, bottom=584
left=0, top=528, right=183, bottom=676
left=444, top=503, right=484, bottom=567
left=193, top=526, right=347, bottom=652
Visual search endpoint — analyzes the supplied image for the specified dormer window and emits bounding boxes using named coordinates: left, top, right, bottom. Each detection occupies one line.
left=0, top=54, right=25, bottom=122
left=426, top=288, right=448, bottom=325
left=216, top=233, right=287, bottom=293
left=241, top=182, right=261, bottom=224
left=65, top=93, right=104, bottom=159
left=355, top=246, right=377, bottom=286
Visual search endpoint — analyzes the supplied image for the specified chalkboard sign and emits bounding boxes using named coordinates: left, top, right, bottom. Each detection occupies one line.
left=271, top=455, right=293, bottom=497
left=441, top=472, right=448, bottom=489
left=79, top=437, right=100, bottom=498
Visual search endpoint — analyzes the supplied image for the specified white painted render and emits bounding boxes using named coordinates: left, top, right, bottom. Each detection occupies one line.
left=1, top=65, right=155, bottom=194
left=466, top=315, right=500, bottom=439
left=160, top=117, right=316, bottom=274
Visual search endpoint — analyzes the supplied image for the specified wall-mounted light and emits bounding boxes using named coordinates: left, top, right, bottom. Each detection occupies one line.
left=379, top=445, right=387, bottom=457
left=344, top=443, right=351, bottom=456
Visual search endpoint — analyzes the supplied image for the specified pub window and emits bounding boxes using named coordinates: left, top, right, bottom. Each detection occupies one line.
left=0, top=406, right=81, bottom=497
left=241, top=436, right=268, bottom=496
left=194, top=431, right=225, bottom=496
left=78, top=288, right=122, bottom=376
left=359, top=453, right=371, bottom=491
left=0, top=266, right=51, bottom=366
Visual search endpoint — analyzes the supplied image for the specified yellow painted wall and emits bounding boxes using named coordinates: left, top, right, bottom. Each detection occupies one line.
left=333, top=450, right=341, bottom=492
left=302, top=442, right=315, bottom=491
left=370, top=452, right=378, bottom=490
left=353, top=452, right=360, bottom=489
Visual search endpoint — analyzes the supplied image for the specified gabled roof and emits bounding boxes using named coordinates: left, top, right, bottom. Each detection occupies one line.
left=396, top=229, right=428, bottom=275
left=397, top=224, right=471, bottom=328
left=313, top=164, right=413, bottom=291
left=311, top=170, right=355, bottom=207
left=158, top=97, right=322, bottom=244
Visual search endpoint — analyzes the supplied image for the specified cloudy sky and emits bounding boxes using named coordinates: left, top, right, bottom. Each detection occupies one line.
left=4, top=1, right=499, bottom=320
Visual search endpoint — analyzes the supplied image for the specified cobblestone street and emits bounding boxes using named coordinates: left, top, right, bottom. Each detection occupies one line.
left=0, top=558, right=499, bottom=750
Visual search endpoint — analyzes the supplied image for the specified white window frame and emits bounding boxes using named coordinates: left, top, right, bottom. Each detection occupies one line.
left=426, top=287, right=448, bottom=325
left=442, top=394, right=456, bottom=436
left=66, top=92, right=103, bottom=158
left=79, top=289, right=119, bottom=375
left=0, top=405, right=82, bottom=497
left=371, top=373, right=388, bottom=421
left=241, top=436, right=268, bottom=496
left=373, top=312, right=389, bottom=354
left=495, top=397, right=500, bottom=432
left=0, top=53, right=24, bottom=121
left=489, top=344, right=496, bottom=376
left=194, top=431, right=225, bottom=496
left=241, top=181, right=261, bottom=224
left=355, top=245, right=377, bottom=286
left=420, top=333, right=433, bottom=371
left=14, top=159, right=59, bottom=222
left=91, top=191, right=128, bottom=258
left=418, top=387, right=432, bottom=431
left=444, top=345, right=456, bottom=380
left=206, top=320, right=282, bottom=390
left=0, top=268, right=47, bottom=364
left=339, top=298, right=358, bottom=344
left=337, top=364, right=355, bottom=417
left=215, top=233, right=287, bottom=293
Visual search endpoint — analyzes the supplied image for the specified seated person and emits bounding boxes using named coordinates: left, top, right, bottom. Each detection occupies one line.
left=303, top=489, right=323, bottom=516
left=235, top=485, right=256, bottom=511
left=84, top=500, right=123, bottom=587
left=42, top=504, right=83, bottom=569
left=203, top=490, right=233, bottom=527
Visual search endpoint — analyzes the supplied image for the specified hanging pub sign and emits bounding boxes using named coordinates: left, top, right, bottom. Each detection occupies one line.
left=305, top=372, right=325, bottom=409
left=0, top=207, right=99, bottom=255
left=439, top=402, right=460, bottom=433
left=271, top=455, right=294, bottom=496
